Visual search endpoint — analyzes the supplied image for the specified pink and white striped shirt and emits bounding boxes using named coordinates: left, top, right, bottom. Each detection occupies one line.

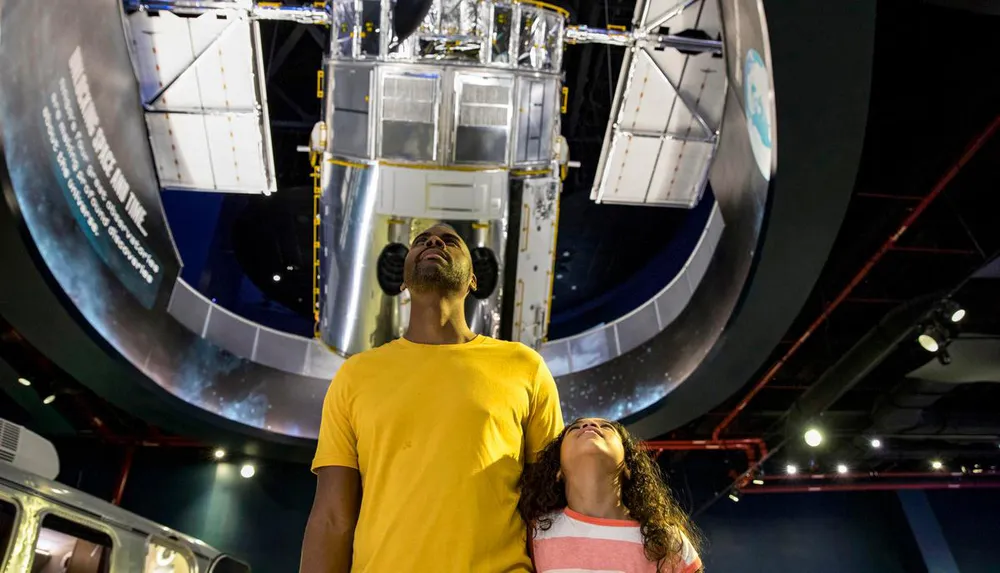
left=530, top=508, right=702, bottom=573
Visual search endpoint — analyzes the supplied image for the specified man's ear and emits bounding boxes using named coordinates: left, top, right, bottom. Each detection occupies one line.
left=470, top=273, right=478, bottom=293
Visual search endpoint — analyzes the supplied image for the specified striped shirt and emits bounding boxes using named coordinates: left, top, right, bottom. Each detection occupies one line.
left=531, top=509, right=702, bottom=573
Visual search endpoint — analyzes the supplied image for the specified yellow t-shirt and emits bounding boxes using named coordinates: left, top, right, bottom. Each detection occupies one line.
left=312, top=335, right=564, bottom=572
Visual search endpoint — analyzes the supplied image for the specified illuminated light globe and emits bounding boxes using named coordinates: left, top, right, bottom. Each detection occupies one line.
left=744, top=48, right=773, bottom=180
left=240, top=464, right=256, bottom=479
left=803, top=428, right=823, bottom=447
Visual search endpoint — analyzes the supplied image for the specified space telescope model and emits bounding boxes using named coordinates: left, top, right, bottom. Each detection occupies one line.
left=309, top=0, right=723, bottom=356
left=123, top=0, right=722, bottom=357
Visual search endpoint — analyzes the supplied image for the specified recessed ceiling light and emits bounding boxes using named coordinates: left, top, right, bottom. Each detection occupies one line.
left=213, top=449, right=226, bottom=460
left=931, top=460, right=943, bottom=470
left=272, top=274, right=282, bottom=282
left=786, top=464, right=798, bottom=475
left=42, top=394, right=56, bottom=405
left=870, top=438, right=882, bottom=448
left=17, top=377, right=31, bottom=386
left=837, top=463, right=848, bottom=474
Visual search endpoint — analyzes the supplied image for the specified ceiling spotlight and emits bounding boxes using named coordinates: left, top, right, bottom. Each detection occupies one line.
left=240, top=463, right=256, bottom=479
left=837, top=463, right=849, bottom=475
left=917, top=325, right=945, bottom=353
left=941, top=300, right=965, bottom=323
left=752, top=478, right=765, bottom=486
left=931, top=460, right=943, bottom=471
left=804, top=428, right=823, bottom=448
left=870, top=438, right=882, bottom=449
left=272, top=274, right=282, bottom=282
left=17, top=377, right=31, bottom=386
left=213, top=449, right=226, bottom=460
left=728, top=490, right=741, bottom=503
left=42, top=394, right=56, bottom=405
left=786, top=464, right=798, bottom=475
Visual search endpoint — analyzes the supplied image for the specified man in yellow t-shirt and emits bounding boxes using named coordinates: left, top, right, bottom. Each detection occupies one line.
left=300, top=224, right=564, bottom=573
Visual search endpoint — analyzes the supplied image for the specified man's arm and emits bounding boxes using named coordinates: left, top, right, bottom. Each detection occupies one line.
left=524, top=357, right=565, bottom=462
left=300, top=466, right=361, bottom=573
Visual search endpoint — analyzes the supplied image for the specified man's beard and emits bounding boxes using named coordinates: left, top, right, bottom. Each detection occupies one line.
left=406, top=263, right=469, bottom=295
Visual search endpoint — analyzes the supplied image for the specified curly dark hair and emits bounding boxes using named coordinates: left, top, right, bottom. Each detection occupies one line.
left=518, top=419, right=701, bottom=569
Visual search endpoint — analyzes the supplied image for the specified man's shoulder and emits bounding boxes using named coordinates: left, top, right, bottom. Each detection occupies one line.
left=480, top=337, right=544, bottom=364
left=343, top=340, right=402, bottom=366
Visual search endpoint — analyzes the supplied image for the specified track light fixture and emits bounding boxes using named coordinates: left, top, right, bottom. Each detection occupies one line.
left=917, top=324, right=946, bottom=353
left=728, top=490, right=741, bottom=503
left=940, top=300, right=965, bottom=323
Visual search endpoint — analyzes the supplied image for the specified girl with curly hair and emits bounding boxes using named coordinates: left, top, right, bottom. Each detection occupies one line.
left=519, top=418, right=703, bottom=573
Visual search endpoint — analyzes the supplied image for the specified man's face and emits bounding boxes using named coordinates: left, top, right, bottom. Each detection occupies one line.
left=402, top=225, right=477, bottom=296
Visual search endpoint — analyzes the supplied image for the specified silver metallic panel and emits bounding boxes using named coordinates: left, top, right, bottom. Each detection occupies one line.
left=332, top=112, right=372, bottom=157
left=306, top=339, right=346, bottom=379
left=360, top=0, right=382, bottom=56
left=517, top=7, right=561, bottom=71
left=514, top=77, right=550, bottom=163
left=379, top=71, right=440, bottom=161
left=330, top=65, right=372, bottom=157
left=254, top=327, right=310, bottom=375
left=616, top=302, right=660, bottom=355
left=331, top=0, right=358, bottom=58
left=333, top=67, right=372, bottom=110
left=491, top=4, right=515, bottom=64
left=454, top=75, right=513, bottom=164
left=167, top=281, right=211, bottom=337
left=540, top=339, right=571, bottom=377
left=655, top=276, right=693, bottom=337
left=205, top=305, right=258, bottom=359
left=684, top=230, right=714, bottom=289
left=568, top=326, right=618, bottom=372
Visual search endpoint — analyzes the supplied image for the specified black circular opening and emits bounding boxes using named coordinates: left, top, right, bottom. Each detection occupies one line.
left=470, top=247, right=499, bottom=300
left=376, top=243, right=409, bottom=296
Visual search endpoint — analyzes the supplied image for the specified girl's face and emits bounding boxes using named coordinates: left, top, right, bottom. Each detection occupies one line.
left=559, top=418, right=626, bottom=476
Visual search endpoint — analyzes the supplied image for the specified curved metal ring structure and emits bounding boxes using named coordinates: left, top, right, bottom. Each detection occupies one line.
left=0, top=0, right=874, bottom=446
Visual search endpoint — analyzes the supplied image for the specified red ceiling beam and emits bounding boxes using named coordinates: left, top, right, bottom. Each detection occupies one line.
left=760, top=470, right=981, bottom=481
left=644, top=438, right=769, bottom=460
left=742, top=481, right=1000, bottom=494
left=111, top=445, right=135, bottom=506
left=711, top=114, right=1000, bottom=442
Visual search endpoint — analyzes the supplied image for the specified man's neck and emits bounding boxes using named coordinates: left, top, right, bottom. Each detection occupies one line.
left=564, top=464, right=629, bottom=521
left=404, top=292, right=477, bottom=345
